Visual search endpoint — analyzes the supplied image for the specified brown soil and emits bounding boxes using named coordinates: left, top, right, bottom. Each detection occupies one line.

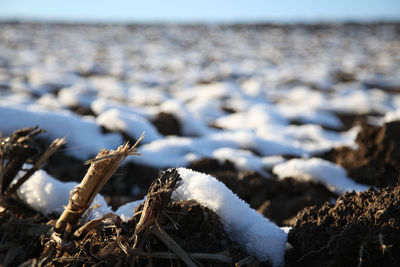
left=321, top=121, right=400, bottom=187
left=285, top=185, right=400, bottom=267
left=151, top=112, right=181, bottom=136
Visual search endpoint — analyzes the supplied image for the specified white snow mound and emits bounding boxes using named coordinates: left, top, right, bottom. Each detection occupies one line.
left=174, top=167, right=287, bottom=267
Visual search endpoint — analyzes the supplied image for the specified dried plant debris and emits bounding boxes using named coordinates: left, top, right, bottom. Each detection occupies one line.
left=0, top=126, right=66, bottom=200
left=0, top=128, right=263, bottom=266
left=0, top=127, right=64, bottom=266
left=0, top=126, right=45, bottom=196
left=55, top=133, right=143, bottom=235
left=40, top=169, right=264, bottom=267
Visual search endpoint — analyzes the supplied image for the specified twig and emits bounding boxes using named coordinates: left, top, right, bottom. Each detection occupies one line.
left=85, top=133, right=144, bottom=165
left=16, top=127, right=46, bottom=143
left=378, top=233, right=392, bottom=254
left=297, top=233, right=340, bottom=262
left=73, top=212, right=115, bottom=238
left=235, top=255, right=256, bottom=266
left=126, top=247, right=232, bottom=264
left=357, top=241, right=365, bottom=267
left=0, top=126, right=45, bottom=196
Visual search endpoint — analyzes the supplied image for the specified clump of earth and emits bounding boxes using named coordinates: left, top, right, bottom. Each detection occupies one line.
left=285, top=185, right=400, bottom=267
left=322, top=121, right=400, bottom=187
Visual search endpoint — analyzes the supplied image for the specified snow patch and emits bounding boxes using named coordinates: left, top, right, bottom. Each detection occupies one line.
left=174, top=168, right=287, bottom=266
left=273, top=158, right=369, bottom=194
left=96, top=109, right=162, bottom=143
left=0, top=104, right=122, bottom=159
left=17, top=168, right=111, bottom=218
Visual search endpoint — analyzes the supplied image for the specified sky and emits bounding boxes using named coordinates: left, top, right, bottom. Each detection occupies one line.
left=0, top=0, right=399, bottom=23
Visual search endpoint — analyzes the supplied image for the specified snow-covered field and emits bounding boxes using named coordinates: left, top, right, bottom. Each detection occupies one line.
left=1, top=22, right=399, bottom=266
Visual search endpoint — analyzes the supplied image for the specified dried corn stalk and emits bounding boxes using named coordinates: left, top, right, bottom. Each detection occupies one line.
left=55, top=134, right=144, bottom=234
left=0, top=126, right=66, bottom=201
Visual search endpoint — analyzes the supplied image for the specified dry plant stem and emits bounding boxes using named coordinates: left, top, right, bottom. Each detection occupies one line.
left=74, top=212, right=117, bottom=238
left=148, top=224, right=198, bottom=267
left=357, top=241, right=365, bottom=267
left=55, top=134, right=144, bottom=234
left=0, top=131, right=3, bottom=196
left=4, top=138, right=67, bottom=198
left=131, top=170, right=181, bottom=245
left=126, top=247, right=232, bottom=264
left=0, top=126, right=45, bottom=196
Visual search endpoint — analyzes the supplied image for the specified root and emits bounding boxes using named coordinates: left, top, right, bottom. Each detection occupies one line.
left=378, top=233, right=392, bottom=255
left=297, top=233, right=339, bottom=262
left=357, top=241, right=365, bottom=267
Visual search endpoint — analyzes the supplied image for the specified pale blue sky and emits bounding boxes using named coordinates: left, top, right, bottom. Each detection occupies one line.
left=0, top=0, right=399, bottom=23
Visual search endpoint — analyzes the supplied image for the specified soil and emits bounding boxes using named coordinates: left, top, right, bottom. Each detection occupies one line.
left=285, top=186, right=400, bottom=267
left=321, top=121, right=400, bottom=187
left=151, top=112, right=181, bottom=136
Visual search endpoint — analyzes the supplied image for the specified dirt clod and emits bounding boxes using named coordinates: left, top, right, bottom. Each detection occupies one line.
left=151, top=112, right=181, bottom=136
left=322, top=121, right=400, bottom=187
left=286, top=186, right=400, bottom=267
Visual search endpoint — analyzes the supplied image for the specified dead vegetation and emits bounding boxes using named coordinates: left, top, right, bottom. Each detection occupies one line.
left=0, top=127, right=265, bottom=266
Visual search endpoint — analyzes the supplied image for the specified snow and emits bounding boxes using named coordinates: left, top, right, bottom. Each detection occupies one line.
left=383, top=108, right=400, bottom=123
left=1, top=23, right=397, bottom=172
left=214, top=103, right=288, bottom=130
left=115, top=200, right=143, bottom=222
left=213, top=147, right=271, bottom=177
left=278, top=105, right=343, bottom=129
left=159, top=99, right=216, bottom=136
left=16, top=168, right=111, bottom=218
left=16, top=167, right=141, bottom=222
left=326, top=87, right=393, bottom=115
left=174, top=168, right=287, bottom=266
left=0, top=104, right=122, bottom=159
left=96, top=109, right=162, bottom=143
left=273, top=158, right=369, bottom=194
left=58, top=83, right=97, bottom=108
